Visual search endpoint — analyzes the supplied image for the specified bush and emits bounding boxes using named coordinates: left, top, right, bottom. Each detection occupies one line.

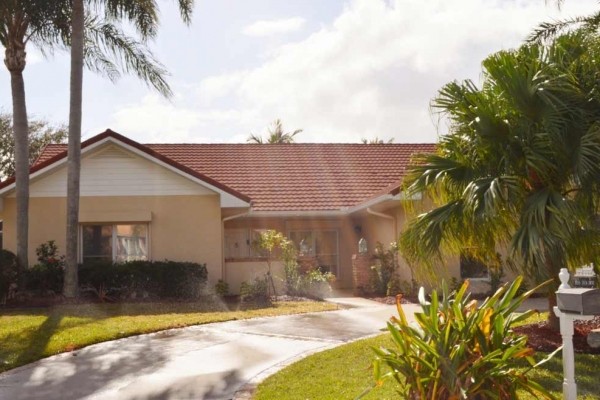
left=0, top=249, right=18, bottom=302
left=214, top=279, right=229, bottom=297
left=300, top=268, right=335, bottom=299
left=367, top=242, right=399, bottom=296
left=366, top=277, right=558, bottom=399
left=240, top=277, right=271, bottom=305
left=78, top=260, right=208, bottom=300
left=24, top=241, right=64, bottom=295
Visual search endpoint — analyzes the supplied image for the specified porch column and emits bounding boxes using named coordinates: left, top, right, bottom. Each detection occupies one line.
left=352, top=253, right=372, bottom=295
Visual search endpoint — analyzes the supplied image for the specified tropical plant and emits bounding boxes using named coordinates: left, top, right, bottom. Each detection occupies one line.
left=400, top=31, right=600, bottom=329
left=247, top=119, right=302, bottom=144
left=63, top=0, right=194, bottom=298
left=363, top=277, right=558, bottom=400
left=0, top=113, right=66, bottom=179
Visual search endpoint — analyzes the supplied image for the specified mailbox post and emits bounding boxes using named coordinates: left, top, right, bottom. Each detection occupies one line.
left=555, top=268, right=600, bottom=400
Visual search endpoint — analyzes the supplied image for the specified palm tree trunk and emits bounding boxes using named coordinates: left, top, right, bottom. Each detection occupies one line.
left=63, top=0, right=84, bottom=298
left=545, top=256, right=561, bottom=331
left=5, top=45, right=30, bottom=274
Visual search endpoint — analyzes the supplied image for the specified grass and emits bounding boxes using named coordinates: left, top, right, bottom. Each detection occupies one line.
left=255, top=311, right=600, bottom=400
left=0, top=300, right=337, bottom=373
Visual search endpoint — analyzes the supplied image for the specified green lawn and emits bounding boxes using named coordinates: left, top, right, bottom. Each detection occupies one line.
left=0, top=300, right=337, bottom=373
left=255, top=312, right=600, bottom=400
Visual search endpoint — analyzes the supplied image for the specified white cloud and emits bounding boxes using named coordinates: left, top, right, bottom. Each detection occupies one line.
left=242, top=17, right=306, bottom=37
left=110, top=0, right=600, bottom=143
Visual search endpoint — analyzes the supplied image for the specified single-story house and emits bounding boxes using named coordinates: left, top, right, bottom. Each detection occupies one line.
left=0, top=129, right=491, bottom=293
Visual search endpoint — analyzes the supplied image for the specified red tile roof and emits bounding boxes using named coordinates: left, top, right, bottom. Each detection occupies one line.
left=33, top=131, right=436, bottom=211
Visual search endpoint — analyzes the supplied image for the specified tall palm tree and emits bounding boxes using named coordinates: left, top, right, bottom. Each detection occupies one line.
left=0, top=1, right=63, bottom=272
left=400, top=31, right=600, bottom=330
left=247, top=119, right=302, bottom=144
left=64, top=0, right=194, bottom=297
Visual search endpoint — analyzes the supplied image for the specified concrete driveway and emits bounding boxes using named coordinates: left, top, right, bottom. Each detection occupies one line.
left=0, top=301, right=421, bottom=400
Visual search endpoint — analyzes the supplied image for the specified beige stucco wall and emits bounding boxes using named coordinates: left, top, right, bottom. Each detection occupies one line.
left=224, top=260, right=285, bottom=295
left=1, top=195, right=224, bottom=284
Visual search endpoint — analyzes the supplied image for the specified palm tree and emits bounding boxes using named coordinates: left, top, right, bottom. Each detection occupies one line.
left=529, top=1, right=600, bottom=43
left=247, top=119, right=302, bottom=144
left=400, top=31, right=600, bottom=330
left=1, top=0, right=176, bottom=293
left=0, top=0, right=62, bottom=272
left=63, top=0, right=194, bottom=297
left=360, top=137, right=394, bottom=144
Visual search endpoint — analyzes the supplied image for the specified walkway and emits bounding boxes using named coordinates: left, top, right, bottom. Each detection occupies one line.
left=0, top=301, right=420, bottom=400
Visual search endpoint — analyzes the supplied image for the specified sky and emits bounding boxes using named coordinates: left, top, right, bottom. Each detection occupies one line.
left=1, top=0, right=599, bottom=144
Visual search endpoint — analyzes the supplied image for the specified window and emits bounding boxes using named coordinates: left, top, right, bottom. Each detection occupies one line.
left=81, top=224, right=148, bottom=263
left=288, top=230, right=339, bottom=275
left=224, top=229, right=267, bottom=259
left=460, top=253, right=489, bottom=280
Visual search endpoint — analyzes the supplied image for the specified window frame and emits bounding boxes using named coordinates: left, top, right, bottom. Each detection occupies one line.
left=288, top=229, right=339, bottom=276
left=79, top=223, right=151, bottom=263
left=459, top=252, right=490, bottom=281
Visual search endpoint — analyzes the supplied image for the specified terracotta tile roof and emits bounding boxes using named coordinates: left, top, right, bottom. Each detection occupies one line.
left=33, top=131, right=436, bottom=211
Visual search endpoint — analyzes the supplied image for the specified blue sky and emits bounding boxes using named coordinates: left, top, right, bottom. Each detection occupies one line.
left=1, top=0, right=599, bottom=143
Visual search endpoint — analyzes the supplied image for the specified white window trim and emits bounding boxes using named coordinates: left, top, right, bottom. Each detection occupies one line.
left=79, top=223, right=151, bottom=263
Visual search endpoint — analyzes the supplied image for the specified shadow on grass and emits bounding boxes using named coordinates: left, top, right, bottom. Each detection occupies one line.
left=525, top=352, right=600, bottom=398
left=13, top=312, right=63, bottom=368
left=0, top=297, right=288, bottom=318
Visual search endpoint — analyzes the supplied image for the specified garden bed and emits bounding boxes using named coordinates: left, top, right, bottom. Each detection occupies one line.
left=515, top=316, right=600, bottom=354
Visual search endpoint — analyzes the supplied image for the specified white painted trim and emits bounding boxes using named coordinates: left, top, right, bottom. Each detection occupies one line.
left=0, top=136, right=250, bottom=208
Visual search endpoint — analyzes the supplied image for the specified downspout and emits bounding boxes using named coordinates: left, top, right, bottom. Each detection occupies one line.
left=221, top=209, right=252, bottom=282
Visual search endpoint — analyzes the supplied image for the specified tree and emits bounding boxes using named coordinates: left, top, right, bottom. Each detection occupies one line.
left=0, top=113, right=66, bottom=179
left=360, top=137, right=394, bottom=144
left=529, top=1, right=600, bottom=43
left=0, top=0, right=61, bottom=271
left=1, top=0, right=174, bottom=283
left=399, top=31, right=600, bottom=330
left=247, top=119, right=302, bottom=144
left=63, top=0, right=194, bottom=298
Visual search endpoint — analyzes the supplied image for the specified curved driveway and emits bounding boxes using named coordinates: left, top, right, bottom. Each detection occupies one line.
left=0, top=301, right=421, bottom=400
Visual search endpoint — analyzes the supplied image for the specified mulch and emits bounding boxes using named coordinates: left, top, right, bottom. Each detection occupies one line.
left=514, top=316, right=600, bottom=354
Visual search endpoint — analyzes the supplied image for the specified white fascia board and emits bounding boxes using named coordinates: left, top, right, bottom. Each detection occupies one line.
left=346, top=194, right=393, bottom=214
left=0, top=136, right=251, bottom=208
left=346, top=191, right=424, bottom=214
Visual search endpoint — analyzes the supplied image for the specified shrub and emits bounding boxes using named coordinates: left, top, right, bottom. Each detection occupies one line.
left=214, top=279, right=229, bottom=297
left=299, top=268, right=335, bottom=299
left=78, top=260, right=208, bottom=300
left=367, top=277, right=558, bottom=400
left=367, top=242, right=400, bottom=296
left=0, top=249, right=18, bottom=302
left=240, top=277, right=270, bottom=305
left=24, top=241, right=64, bottom=295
